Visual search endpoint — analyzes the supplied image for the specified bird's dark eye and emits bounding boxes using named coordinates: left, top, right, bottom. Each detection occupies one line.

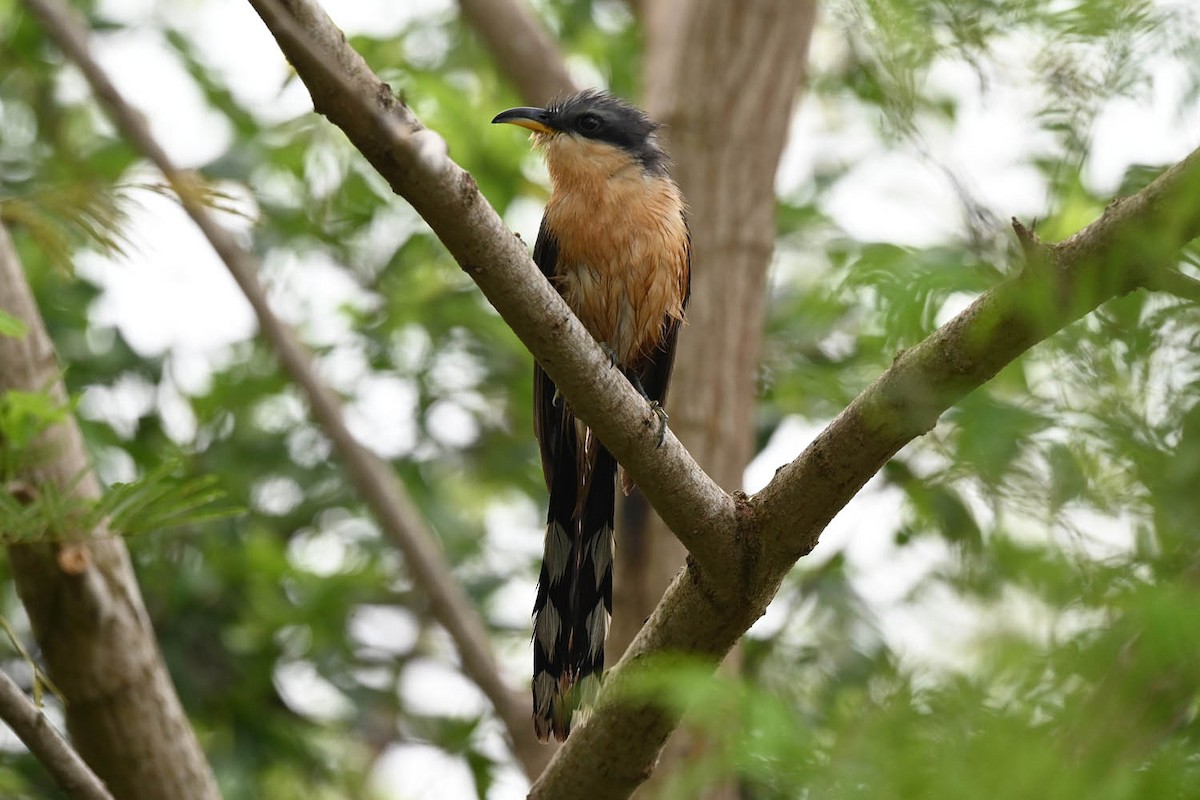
left=577, top=113, right=603, bottom=134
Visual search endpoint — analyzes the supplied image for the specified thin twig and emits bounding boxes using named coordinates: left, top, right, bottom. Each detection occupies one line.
left=0, top=615, right=63, bottom=706
left=1145, top=268, right=1200, bottom=303
left=0, top=668, right=114, bottom=800
left=20, top=0, right=549, bottom=779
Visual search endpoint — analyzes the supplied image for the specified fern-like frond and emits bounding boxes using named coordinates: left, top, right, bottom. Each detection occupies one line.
left=96, top=460, right=241, bottom=537
left=0, top=180, right=133, bottom=272
left=0, top=461, right=240, bottom=546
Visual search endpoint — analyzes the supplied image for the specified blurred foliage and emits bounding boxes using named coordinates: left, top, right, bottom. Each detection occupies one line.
left=0, top=0, right=1198, bottom=798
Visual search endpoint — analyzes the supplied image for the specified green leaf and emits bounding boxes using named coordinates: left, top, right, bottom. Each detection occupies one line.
left=0, top=311, right=27, bottom=339
left=0, top=389, right=70, bottom=451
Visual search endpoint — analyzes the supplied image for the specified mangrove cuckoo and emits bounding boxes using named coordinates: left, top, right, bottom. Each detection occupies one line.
left=493, top=90, right=691, bottom=741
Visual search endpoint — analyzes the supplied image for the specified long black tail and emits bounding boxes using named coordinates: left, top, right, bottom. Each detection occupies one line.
left=532, top=425, right=616, bottom=742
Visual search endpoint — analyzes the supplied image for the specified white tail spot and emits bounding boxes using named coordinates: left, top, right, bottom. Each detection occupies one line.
left=543, top=521, right=572, bottom=582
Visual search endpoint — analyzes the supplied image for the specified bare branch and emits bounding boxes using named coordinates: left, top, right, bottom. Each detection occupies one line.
left=19, top=0, right=551, bottom=778
left=0, top=669, right=114, bottom=800
left=457, top=0, right=576, bottom=104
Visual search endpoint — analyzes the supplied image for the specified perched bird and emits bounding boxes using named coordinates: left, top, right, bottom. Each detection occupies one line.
left=493, top=90, right=691, bottom=742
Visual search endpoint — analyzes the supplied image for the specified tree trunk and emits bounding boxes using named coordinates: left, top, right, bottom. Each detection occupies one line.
left=0, top=224, right=221, bottom=800
left=611, top=0, right=819, bottom=793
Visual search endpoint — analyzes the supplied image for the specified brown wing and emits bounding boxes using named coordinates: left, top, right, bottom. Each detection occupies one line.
left=634, top=216, right=691, bottom=409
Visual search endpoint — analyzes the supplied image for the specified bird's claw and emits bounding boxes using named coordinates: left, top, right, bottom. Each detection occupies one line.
left=649, top=401, right=669, bottom=448
left=599, top=343, right=620, bottom=369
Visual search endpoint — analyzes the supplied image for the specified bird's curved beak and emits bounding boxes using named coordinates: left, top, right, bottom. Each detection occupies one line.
left=491, top=106, right=556, bottom=134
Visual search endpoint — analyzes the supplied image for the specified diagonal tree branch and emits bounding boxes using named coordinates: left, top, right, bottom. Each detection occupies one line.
left=240, top=1, right=1200, bottom=796
left=456, top=0, right=577, bottom=105
left=754, top=169, right=1200, bottom=568
left=19, top=0, right=551, bottom=779
left=0, top=668, right=115, bottom=800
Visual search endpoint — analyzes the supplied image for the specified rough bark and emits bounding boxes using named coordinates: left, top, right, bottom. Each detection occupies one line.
left=0, top=225, right=220, bottom=799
